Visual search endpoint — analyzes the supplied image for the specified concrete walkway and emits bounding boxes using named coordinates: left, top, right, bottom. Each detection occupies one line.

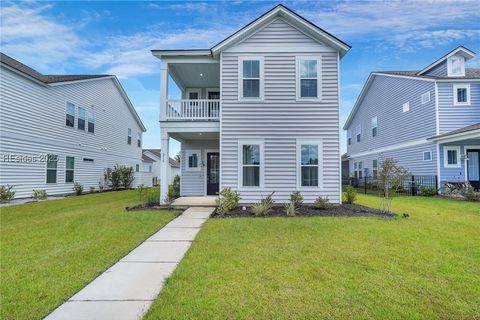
left=46, top=207, right=214, bottom=320
left=172, top=196, right=218, bottom=207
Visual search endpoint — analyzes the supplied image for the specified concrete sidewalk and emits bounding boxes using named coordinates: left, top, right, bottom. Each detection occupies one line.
left=46, top=207, right=214, bottom=320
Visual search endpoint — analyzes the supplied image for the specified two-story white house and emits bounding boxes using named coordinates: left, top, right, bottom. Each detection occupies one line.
left=0, top=53, right=146, bottom=198
left=344, top=46, right=480, bottom=191
left=152, top=5, right=350, bottom=203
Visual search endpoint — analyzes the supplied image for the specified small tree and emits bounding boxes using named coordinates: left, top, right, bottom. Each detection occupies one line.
left=174, top=153, right=181, bottom=164
left=120, top=166, right=135, bottom=189
left=377, top=158, right=410, bottom=213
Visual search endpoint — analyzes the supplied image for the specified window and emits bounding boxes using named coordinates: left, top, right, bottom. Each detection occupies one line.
left=135, top=164, right=140, bottom=172
left=453, top=84, right=470, bottom=106
left=65, top=156, right=74, bottom=183
left=137, top=132, right=142, bottom=147
left=358, top=161, right=363, bottom=179
left=77, top=107, right=86, bottom=130
left=297, top=57, right=321, bottom=99
left=448, top=56, right=464, bottom=76
left=347, top=129, right=352, bottom=146
left=186, top=150, right=200, bottom=171
left=402, top=102, right=410, bottom=113
left=46, top=154, right=58, bottom=184
left=421, top=91, right=431, bottom=104
left=127, top=128, right=132, bottom=144
left=148, top=165, right=152, bottom=173
left=239, top=142, right=263, bottom=188
left=444, top=146, right=461, bottom=168
left=353, top=162, right=358, bottom=179
left=297, top=141, right=322, bottom=188
left=423, top=151, right=432, bottom=161
left=356, top=125, right=361, bottom=142
left=83, top=158, right=94, bottom=162
left=87, top=110, right=95, bottom=133
left=371, top=116, right=378, bottom=137
left=372, top=159, right=378, bottom=179
left=239, top=57, right=263, bottom=99
left=66, top=102, right=75, bottom=127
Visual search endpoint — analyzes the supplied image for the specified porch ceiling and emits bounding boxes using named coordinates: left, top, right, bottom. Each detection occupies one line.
left=170, top=131, right=219, bottom=141
left=169, top=63, right=220, bottom=88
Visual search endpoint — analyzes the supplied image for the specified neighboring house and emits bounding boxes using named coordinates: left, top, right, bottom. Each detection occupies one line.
left=142, top=149, right=180, bottom=185
left=344, top=46, right=480, bottom=190
left=0, top=53, right=146, bottom=198
left=341, top=153, right=350, bottom=182
left=152, top=5, right=350, bottom=203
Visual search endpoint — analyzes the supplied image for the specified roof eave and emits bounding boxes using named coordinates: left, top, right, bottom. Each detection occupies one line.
left=151, top=49, right=212, bottom=59
left=417, top=46, right=476, bottom=75
left=428, top=129, right=480, bottom=143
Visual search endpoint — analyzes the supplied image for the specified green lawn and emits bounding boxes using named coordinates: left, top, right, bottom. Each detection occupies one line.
left=145, top=195, right=480, bottom=319
left=1, top=189, right=175, bottom=320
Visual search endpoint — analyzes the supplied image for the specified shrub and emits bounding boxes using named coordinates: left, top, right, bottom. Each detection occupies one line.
left=419, top=186, right=437, bottom=197
left=120, top=166, right=135, bottom=189
left=216, top=187, right=241, bottom=215
left=343, top=185, right=357, bottom=204
left=32, top=189, right=48, bottom=200
left=283, top=202, right=297, bottom=216
left=464, top=187, right=480, bottom=202
left=89, top=186, right=95, bottom=193
left=0, top=185, right=15, bottom=203
left=73, top=182, right=83, bottom=195
left=106, top=165, right=135, bottom=190
left=168, top=175, right=180, bottom=200
left=314, top=196, right=332, bottom=210
left=110, top=167, right=122, bottom=190
left=290, top=191, right=303, bottom=210
left=251, top=192, right=274, bottom=216
left=147, top=192, right=159, bottom=206
left=136, top=184, right=148, bottom=203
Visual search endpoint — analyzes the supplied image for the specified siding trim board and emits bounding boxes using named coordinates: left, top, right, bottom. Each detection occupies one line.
left=348, top=138, right=430, bottom=158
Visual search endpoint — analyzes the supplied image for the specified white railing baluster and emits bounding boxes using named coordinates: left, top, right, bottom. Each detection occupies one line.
left=164, top=99, right=220, bottom=120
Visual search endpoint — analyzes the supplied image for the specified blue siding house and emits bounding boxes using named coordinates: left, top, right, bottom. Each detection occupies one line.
left=344, top=46, right=480, bottom=190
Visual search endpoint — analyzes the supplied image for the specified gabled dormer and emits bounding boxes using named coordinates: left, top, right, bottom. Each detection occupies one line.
left=417, top=46, right=475, bottom=77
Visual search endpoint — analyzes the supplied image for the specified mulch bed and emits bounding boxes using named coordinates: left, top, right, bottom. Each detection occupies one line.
left=211, top=203, right=396, bottom=218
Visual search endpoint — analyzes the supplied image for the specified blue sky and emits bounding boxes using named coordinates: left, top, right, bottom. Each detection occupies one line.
left=2, top=1, right=479, bottom=157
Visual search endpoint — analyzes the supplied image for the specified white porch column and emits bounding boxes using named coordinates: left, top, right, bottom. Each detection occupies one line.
left=160, top=130, right=169, bottom=203
left=160, top=61, right=168, bottom=122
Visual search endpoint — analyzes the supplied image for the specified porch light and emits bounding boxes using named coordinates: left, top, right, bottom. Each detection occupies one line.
left=199, top=73, right=204, bottom=77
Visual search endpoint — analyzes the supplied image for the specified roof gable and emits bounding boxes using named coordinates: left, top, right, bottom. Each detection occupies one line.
left=417, top=46, right=475, bottom=76
left=211, top=4, right=350, bottom=57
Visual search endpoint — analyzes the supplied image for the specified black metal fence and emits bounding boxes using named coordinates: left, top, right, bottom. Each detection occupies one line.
left=343, top=175, right=438, bottom=196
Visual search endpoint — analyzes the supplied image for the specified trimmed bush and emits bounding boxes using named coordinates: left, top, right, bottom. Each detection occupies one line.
left=464, top=188, right=480, bottom=202
left=32, top=189, right=48, bottom=200
left=290, top=191, right=303, bottom=210
left=147, top=192, right=159, bottom=206
left=343, top=185, right=357, bottom=204
left=314, top=196, right=332, bottom=210
left=251, top=192, right=274, bottom=216
left=283, top=202, right=297, bottom=216
left=168, top=175, right=180, bottom=200
left=0, top=185, right=15, bottom=203
left=419, top=186, right=437, bottom=197
left=216, top=188, right=241, bottom=215
left=73, top=182, right=83, bottom=196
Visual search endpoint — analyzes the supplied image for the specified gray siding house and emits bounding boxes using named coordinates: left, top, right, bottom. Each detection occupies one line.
left=0, top=53, right=146, bottom=198
left=152, top=5, right=350, bottom=203
left=344, top=46, right=480, bottom=190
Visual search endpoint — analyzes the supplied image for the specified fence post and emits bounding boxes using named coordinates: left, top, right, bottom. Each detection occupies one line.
left=364, top=176, right=367, bottom=194
left=411, top=175, right=415, bottom=196
left=435, top=175, right=438, bottom=191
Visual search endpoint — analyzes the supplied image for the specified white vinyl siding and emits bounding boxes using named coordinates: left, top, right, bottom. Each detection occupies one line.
left=296, top=56, right=321, bottom=100
left=453, top=84, right=470, bottom=106
left=238, top=56, right=264, bottom=100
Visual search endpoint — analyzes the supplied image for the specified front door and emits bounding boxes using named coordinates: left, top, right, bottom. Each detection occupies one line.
left=467, top=149, right=480, bottom=190
left=207, top=152, right=219, bottom=195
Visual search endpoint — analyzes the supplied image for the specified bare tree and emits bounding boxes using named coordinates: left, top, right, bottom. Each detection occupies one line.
left=174, top=153, right=181, bottom=164
left=377, top=158, right=410, bottom=213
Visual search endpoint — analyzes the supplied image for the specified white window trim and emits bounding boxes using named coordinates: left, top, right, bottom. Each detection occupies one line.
left=402, top=102, right=410, bottom=113
left=347, top=129, right=352, bottom=145
left=238, top=56, right=264, bottom=101
left=296, top=139, right=323, bottom=190
left=127, top=128, right=132, bottom=145
left=185, top=149, right=201, bottom=172
left=65, top=156, right=75, bottom=183
left=65, top=101, right=76, bottom=128
left=422, top=151, right=432, bottom=162
left=238, top=140, right=264, bottom=190
left=356, top=125, right=361, bottom=142
left=444, top=146, right=461, bottom=168
left=371, top=116, right=378, bottom=137
left=447, top=56, right=465, bottom=77
left=186, top=88, right=201, bottom=99
left=296, top=56, right=322, bottom=101
left=45, top=154, right=58, bottom=184
left=206, top=88, right=220, bottom=99
left=421, top=91, right=431, bottom=104
left=453, top=84, right=471, bottom=106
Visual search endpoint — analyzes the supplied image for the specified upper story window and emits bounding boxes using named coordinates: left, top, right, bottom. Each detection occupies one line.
left=186, top=150, right=200, bottom=171
left=87, top=110, right=95, bottom=133
left=347, top=129, right=352, bottom=146
left=447, top=56, right=465, bottom=76
left=297, top=141, right=322, bottom=188
left=239, top=57, right=263, bottom=100
left=356, top=125, right=361, bottom=142
left=444, top=146, right=461, bottom=168
left=77, top=107, right=86, bottom=131
left=239, top=141, right=263, bottom=188
left=127, top=128, right=132, bottom=144
left=66, top=102, right=75, bottom=127
left=297, top=57, right=321, bottom=100
left=137, top=132, right=142, bottom=147
left=421, top=91, right=431, bottom=104
left=371, top=116, right=378, bottom=137
left=453, top=84, right=471, bottom=106
left=402, top=102, right=410, bottom=113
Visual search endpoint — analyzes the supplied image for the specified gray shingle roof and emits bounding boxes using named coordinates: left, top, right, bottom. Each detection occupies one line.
left=429, top=123, right=480, bottom=140
left=142, top=154, right=156, bottom=162
left=0, top=52, right=111, bottom=84
left=377, top=68, right=480, bottom=80
left=143, top=149, right=161, bottom=158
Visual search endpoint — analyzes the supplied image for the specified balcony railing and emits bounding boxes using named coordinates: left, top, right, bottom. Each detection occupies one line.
left=166, top=99, right=220, bottom=120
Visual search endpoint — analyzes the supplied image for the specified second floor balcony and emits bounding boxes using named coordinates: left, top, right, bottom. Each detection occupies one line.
left=166, top=99, right=220, bottom=120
